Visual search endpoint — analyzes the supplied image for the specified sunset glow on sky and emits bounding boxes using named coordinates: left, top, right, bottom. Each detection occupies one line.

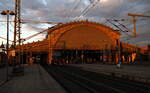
left=0, top=0, right=150, bottom=46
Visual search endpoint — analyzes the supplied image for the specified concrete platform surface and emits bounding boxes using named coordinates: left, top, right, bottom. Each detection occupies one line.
left=0, top=68, right=6, bottom=85
left=69, top=63, right=150, bottom=83
left=0, top=64, right=67, bottom=93
left=0, top=67, right=12, bottom=86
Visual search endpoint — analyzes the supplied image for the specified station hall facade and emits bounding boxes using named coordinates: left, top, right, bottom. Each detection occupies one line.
left=9, top=21, right=138, bottom=65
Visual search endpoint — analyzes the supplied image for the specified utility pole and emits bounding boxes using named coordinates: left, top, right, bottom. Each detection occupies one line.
left=128, top=13, right=150, bottom=37
left=132, top=16, right=136, bottom=37
left=13, top=0, right=24, bottom=75
left=14, top=0, right=21, bottom=47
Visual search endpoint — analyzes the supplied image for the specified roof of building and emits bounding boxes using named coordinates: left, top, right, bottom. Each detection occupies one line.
left=46, top=20, right=120, bottom=38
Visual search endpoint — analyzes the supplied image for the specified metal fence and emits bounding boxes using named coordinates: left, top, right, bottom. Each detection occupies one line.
left=0, top=53, right=12, bottom=86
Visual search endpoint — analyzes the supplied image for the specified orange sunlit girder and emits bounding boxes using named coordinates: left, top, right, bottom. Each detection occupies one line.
left=128, top=13, right=150, bottom=18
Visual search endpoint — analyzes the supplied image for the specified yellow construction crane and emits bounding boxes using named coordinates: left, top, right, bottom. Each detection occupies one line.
left=128, top=13, right=150, bottom=37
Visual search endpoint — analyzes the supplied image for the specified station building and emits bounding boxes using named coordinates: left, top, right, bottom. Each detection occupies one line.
left=10, top=21, right=138, bottom=64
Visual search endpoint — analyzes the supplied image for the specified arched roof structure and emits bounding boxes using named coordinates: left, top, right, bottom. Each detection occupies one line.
left=10, top=21, right=140, bottom=64
left=13, top=21, right=139, bottom=53
left=47, top=21, right=120, bottom=50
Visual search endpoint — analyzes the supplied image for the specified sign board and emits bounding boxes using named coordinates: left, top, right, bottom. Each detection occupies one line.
left=0, top=49, right=2, bottom=52
left=0, top=48, right=5, bottom=52
left=11, top=50, right=16, bottom=56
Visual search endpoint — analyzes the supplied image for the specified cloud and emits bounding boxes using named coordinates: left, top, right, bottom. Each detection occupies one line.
left=0, top=0, right=150, bottom=45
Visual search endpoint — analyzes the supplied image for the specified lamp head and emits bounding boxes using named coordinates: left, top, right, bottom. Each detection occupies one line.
left=1, top=10, right=15, bottom=15
left=9, top=11, right=15, bottom=15
left=1, top=10, right=7, bottom=15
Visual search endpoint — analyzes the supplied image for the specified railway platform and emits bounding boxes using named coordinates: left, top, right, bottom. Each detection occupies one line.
left=0, top=68, right=7, bottom=86
left=0, top=66, right=13, bottom=86
left=70, top=63, right=150, bottom=83
left=0, top=64, right=67, bottom=93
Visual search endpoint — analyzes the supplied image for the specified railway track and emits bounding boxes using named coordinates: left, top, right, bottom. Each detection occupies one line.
left=43, top=65, right=150, bottom=93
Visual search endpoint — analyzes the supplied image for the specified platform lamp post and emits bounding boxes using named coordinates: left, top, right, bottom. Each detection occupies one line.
left=1, top=10, right=15, bottom=81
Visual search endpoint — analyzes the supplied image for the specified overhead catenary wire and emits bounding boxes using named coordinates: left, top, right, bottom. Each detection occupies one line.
left=0, top=19, right=61, bottom=44
left=0, top=36, right=14, bottom=42
left=106, top=19, right=132, bottom=37
left=75, top=0, right=100, bottom=20
left=113, top=20, right=131, bottom=32
left=0, top=20, right=61, bottom=24
left=69, top=0, right=82, bottom=14
left=81, top=0, right=100, bottom=16
left=106, top=19, right=124, bottom=32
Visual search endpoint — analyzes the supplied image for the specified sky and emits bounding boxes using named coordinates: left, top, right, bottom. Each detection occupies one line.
left=0, top=0, right=150, bottom=46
